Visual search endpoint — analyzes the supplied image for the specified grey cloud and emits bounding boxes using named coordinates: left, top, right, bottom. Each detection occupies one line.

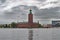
left=49, top=0, right=59, bottom=4
left=37, top=0, right=46, bottom=2
left=34, top=7, right=60, bottom=19
left=50, top=1, right=58, bottom=4
left=4, top=5, right=29, bottom=20
left=0, top=0, right=6, bottom=3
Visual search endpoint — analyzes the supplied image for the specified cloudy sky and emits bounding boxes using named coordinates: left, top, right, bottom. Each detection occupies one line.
left=0, top=0, right=60, bottom=24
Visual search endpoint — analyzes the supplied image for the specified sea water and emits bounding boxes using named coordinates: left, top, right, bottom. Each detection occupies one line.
left=0, top=28, right=60, bottom=40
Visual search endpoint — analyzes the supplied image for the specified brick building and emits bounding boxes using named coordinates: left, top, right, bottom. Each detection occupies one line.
left=16, top=9, right=39, bottom=28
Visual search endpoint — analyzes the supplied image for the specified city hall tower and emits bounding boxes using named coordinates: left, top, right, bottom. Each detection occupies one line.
left=28, top=9, right=33, bottom=23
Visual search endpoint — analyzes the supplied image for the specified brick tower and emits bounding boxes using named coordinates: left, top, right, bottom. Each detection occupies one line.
left=28, top=9, right=33, bottom=23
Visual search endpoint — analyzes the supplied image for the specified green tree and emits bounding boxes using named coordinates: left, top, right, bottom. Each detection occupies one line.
left=4, top=24, right=7, bottom=28
left=11, top=22, right=16, bottom=28
left=38, top=24, right=43, bottom=28
left=0, top=25, right=3, bottom=28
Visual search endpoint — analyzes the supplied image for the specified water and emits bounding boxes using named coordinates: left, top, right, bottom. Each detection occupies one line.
left=0, top=28, right=60, bottom=40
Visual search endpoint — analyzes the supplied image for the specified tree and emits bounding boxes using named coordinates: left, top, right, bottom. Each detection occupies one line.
left=4, top=24, right=7, bottom=28
left=0, top=25, right=4, bottom=28
left=11, top=22, right=16, bottom=28
left=38, top=24, right=43, bottom=28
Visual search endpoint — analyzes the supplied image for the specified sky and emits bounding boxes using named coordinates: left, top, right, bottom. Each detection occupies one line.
left=0, top=0, right=60, bottom=24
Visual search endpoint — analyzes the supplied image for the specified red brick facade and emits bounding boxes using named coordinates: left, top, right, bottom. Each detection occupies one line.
left=28, top=14, right=33, bottom=23
left=16, top=23, right=39, bottom=28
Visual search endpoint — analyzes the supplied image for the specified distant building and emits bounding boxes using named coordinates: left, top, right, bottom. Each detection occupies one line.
left=16, top=9, right=39, bottom=28
left=43, top=24, right=52, bottom=28
left=52, top=21, right=60, bottom=27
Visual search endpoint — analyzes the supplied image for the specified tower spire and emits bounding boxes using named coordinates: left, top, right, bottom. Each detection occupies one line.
left=29, top=8, right=32, bottom=14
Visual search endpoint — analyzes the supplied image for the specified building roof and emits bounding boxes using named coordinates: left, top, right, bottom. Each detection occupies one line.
left=17, top=22, right=39, bottom=24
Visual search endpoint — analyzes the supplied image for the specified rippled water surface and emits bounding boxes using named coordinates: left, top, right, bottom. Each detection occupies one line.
left=0, top=28, right=60, bottom=40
